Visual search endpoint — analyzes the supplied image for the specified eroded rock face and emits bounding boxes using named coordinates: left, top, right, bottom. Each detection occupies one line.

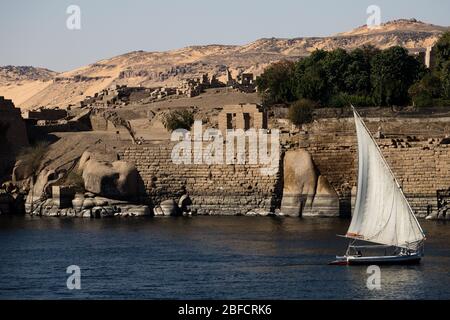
left=12, top=160, right=34, bottom=183
left=280, top=149, right=339, bottom=217
left=154, top=199, right=179, bottom=216
left=79, top=151, right=138, bottom=200
left=280, top=149, right=317, bottom=217
left=25, top=169, right=62, bottom=214
left=29, top=194, right=150, bottom=218
left=117, top=205, right=151, bottom=217
left=311, top=175, right=340, bottom=217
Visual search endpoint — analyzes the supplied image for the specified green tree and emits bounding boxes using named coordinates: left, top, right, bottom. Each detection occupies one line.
left=255, top=60, right=295, bottom=105
left=371, top=46, right=424, bottom=106
left=288, top=99, right=317, bottom=126
left=441, top=61, right=450, bottom=99
left=433, top=32, right=450, bottom=72
left=409, top=73, right=442, bottom=107
left=343, top=46, right=379, bottom=95
left=293, top=50, right=330, bottom=103
left=328, top=93, right=374, bottom=108
left=322, top=48, right=351, bottom=95
left=427, top=32, right=450, bottom=103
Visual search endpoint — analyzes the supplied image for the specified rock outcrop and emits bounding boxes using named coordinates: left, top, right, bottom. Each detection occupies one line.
left=311, top=175, right=340, bottom=217
left=28, top=191, right=150, bottom=218
left=154, top=199, right=179, bottom=216
left=79, top=151, right=139, bottom=200
left=25, top=168, right=63, bottom=214
left=280, top=149, right=317, bottom=216
left=12, top=160, right=34, bottom=183
left=280, top=149, right=339, bottom=217
left=0, top=182, right=25, bottom=215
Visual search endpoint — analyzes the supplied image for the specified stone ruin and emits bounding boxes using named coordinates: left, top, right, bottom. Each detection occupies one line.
left=177, top=73, right=224, bottom=98
left=0, top=96, right=29, bottom=172
left=226, top=68, right=257, bottom=93
left=89, top=109, right=139, bottom=144
left=218, top=103, right=267, bottom=134
left=77, top=75, right=226, bottom=109
left=22, top=107, right=67, bottom=121
left=78, top=85, right=149, bottom=108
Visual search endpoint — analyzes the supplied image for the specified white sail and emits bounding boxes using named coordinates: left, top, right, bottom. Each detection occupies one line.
left=347, top=109, right=425, bottom=249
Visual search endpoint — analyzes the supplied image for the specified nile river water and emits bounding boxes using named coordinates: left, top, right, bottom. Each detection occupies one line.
left=0, top=215, right=448, bottom=299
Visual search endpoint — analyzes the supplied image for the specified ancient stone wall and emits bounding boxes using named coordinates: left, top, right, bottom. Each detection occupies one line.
left=118, top=143, right=282, bottom=215
left=298, top=117, right=450, bottom=217
left=23, top=109, right=67, bottom=121
left=218, top=104, right=267, bottom=134
left=118, top=117, right=450, bottom=218
left=0, top=97, right=29, bottom=177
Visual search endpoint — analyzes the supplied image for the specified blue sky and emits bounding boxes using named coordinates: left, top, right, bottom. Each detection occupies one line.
left=0, top=0, right=449, bottom=71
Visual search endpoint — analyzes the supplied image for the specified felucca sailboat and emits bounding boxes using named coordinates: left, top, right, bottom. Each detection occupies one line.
left=330, top=106, right=426, bottom=265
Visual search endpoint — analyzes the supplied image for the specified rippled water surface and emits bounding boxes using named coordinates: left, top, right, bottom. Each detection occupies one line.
left=0, top=215, right=448, bottom=299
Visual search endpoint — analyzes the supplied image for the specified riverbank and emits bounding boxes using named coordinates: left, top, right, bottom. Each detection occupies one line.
left=4, top=105, right=450, bottom=220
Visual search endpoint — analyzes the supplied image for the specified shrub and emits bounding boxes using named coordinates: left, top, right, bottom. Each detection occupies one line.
left=432, top=98, right=450, bottom=107
left=161, top=109, right=195, bottom=132
left=441, top=61, right=450, bottom=99
left=329, top=93, right=375, bottom=108
left=409, top=73, right=442, bottom=107
left=414, top=93, right=434, bottom=108
left=288, top=99, right=317, bottom=127
left=328, top=94, right=348, bottom=108
left=63, top=170, right=85, bottom=193
left=16, top=141, right=50, bottom=175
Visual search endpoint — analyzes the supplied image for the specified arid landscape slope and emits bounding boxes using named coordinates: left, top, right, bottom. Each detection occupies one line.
left=1, top=19, right=448, bottom=109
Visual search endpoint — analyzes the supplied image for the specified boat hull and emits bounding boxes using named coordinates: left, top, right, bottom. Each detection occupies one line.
left=329, top=254, right=421, bottom=266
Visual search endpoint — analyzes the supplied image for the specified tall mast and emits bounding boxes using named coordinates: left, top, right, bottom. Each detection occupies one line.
left=348, top=105, right=425, bottom=246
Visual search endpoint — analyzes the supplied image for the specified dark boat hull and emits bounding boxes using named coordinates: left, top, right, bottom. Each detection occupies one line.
left=329, top=254, right=421, bottom=266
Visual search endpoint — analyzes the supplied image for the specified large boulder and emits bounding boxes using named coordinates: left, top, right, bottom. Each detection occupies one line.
left=79, top=151, right=138, bottom=200
left=12, top=160, right=34, bottom=183
left=78, top=150, right=118, bottom=172
left=117, top=205, right=151, bottom=217
left=310, top=175, right=340, bottom=217
left=280, top=149, right=317, bottom=216
left=280, top=149, right=339, bottom=217
left=154, top=199, right=179, bottom=216
left=25, top=169, right=62, bottom=214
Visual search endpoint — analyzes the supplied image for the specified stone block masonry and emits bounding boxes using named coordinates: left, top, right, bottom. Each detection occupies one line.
left=119, top=117, right=450, bottom=218
left=118, top=143, right=282, bottom=215
left=298, top=118, right=450, bottom=218
left=218, top=104, right=267, bottom=134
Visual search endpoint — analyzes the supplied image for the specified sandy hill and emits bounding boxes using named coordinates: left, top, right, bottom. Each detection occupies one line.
left=1, top=19, right=448, bottom=110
